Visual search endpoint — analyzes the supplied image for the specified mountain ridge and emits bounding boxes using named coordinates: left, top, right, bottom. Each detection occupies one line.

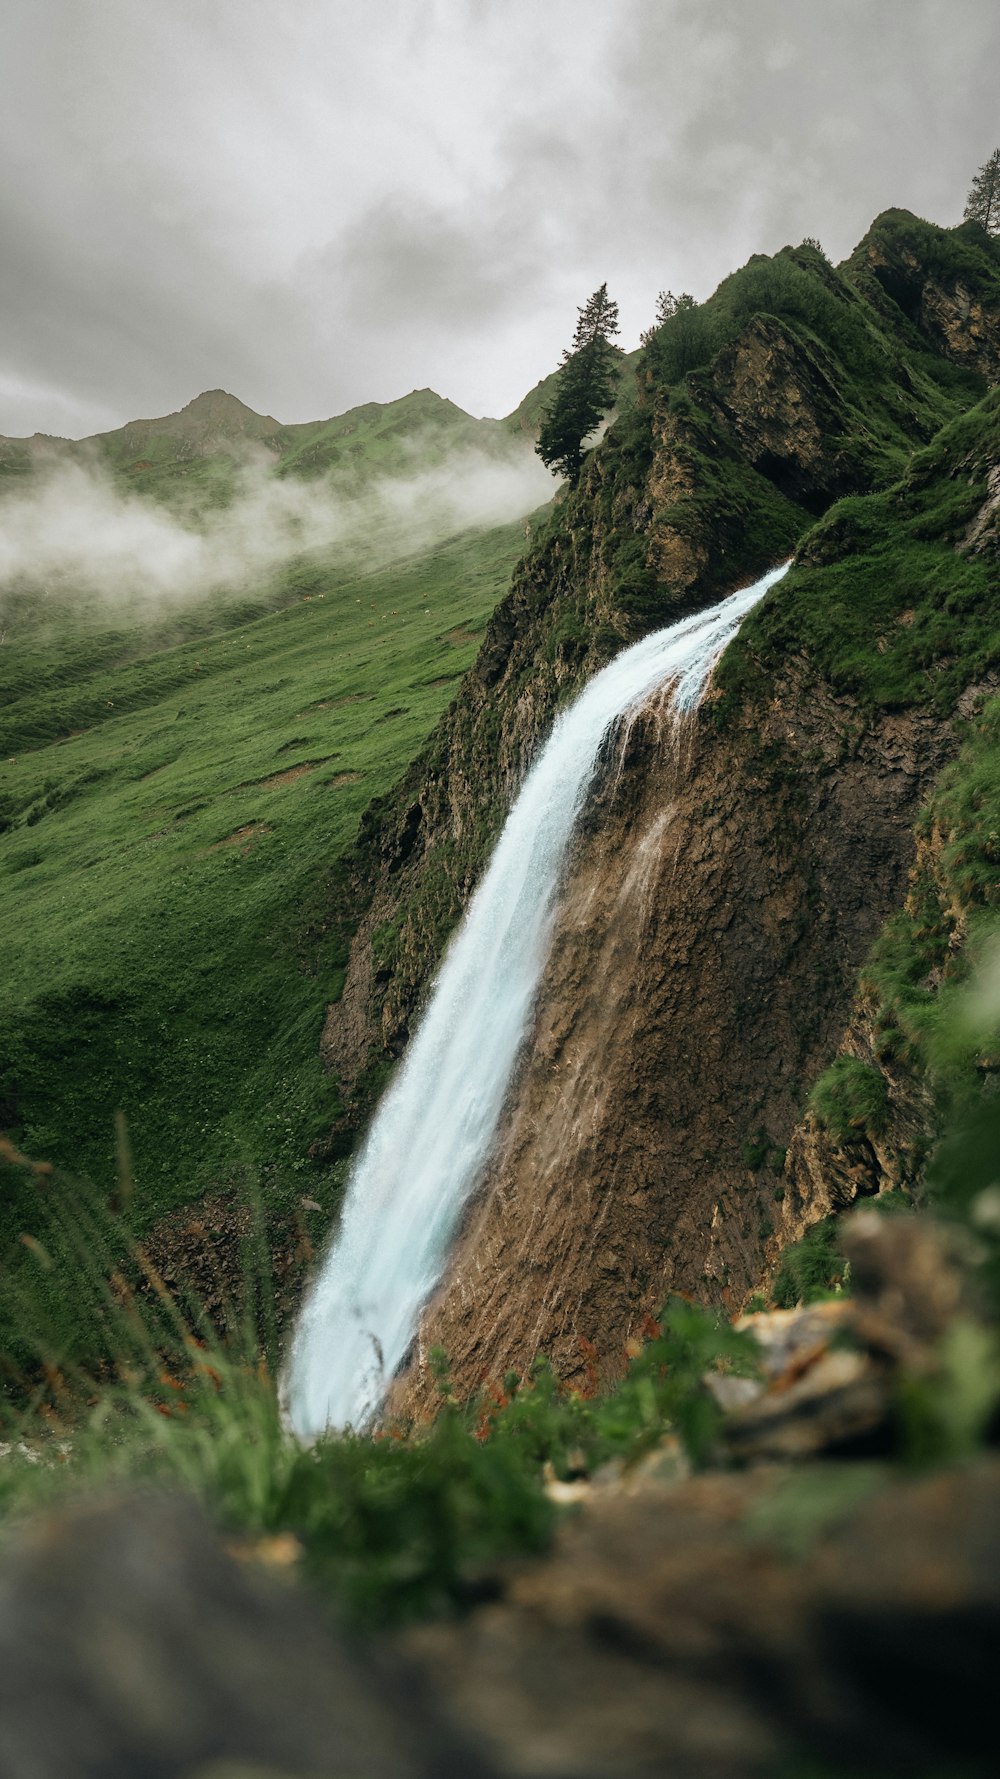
left=0, top=376, right=569, bottom=458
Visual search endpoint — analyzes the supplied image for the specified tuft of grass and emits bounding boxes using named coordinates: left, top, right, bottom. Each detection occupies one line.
left=772, top=1193, right=916, bottom=1310
left=809, top=1057, right=889, bottom=1143
left=772, top=1217, right=849, bottom=1309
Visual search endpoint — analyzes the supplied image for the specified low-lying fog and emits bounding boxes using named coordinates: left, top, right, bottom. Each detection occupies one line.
left=0, top=436, right=553, bottom=622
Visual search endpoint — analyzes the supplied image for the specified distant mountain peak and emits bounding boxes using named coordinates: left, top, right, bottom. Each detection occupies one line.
left=102, top=389, right=283, bottom=459
left=180, top=389, right=275, bottom=422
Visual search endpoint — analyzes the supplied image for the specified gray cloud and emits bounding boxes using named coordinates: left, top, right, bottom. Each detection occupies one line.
left=333, top=197, right=541, bottom=331
left=0, top=0, right=996, bottom=439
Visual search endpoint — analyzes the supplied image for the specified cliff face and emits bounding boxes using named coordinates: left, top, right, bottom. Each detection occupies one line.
left=388, top=672, right=954, bottom=1414
left=313, top=213, right=1000, bottom=1406
left=322, top=218, right=998, bottom=1103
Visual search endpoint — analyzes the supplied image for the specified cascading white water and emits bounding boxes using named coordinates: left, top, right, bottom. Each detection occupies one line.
left=284, top=561, right=789, bottom=1436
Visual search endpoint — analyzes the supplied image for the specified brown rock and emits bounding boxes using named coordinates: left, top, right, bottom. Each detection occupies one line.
left=753, top=1460, right=1000, bottom=1771
left=402, top=1457, right=1000, bottom=1777
left=0, top=1491, right=491, bottom=1779
left=841, top=1207, right=973, bottom=1368
left=403, top=1468, right=790, bottom=1778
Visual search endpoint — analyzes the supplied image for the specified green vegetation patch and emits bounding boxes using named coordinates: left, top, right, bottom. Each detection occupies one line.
left=772, top=1194, right=914, bottom=1309
left=0, top=1139, right=759, bottom=1628
left=715, top=388, right=1000, bottom=721
left=0, top=520, right=531, bottom=1305
left=856, top=693, right=1000, bottom=1308
left=809, top=1057, right=889, bottom=1143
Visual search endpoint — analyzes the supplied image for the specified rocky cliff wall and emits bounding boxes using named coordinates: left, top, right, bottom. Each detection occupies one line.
left=388, top=665, right=955, bottom=1414
left=309, top=214, right=1000, bottom=1406
left=320, top=217, right=999, bottom=1119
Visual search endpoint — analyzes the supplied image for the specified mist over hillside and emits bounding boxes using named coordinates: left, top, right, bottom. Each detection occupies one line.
left=0, top=388, right=552, bottom=624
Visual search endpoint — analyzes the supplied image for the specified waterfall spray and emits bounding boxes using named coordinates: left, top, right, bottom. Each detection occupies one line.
left=284, top=562, right=789, bottom=1435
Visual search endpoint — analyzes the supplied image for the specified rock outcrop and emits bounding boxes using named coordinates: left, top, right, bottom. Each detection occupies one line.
left=399, top=1211, right=1000, bottom=1777
left=401, top=1452, right=1000, bottom=1779
left=851, top=208, right=1000, bottom=383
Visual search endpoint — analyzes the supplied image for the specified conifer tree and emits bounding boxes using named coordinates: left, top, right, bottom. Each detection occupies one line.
left=536, top=283, right=621, bottom=483
left=640, top=289, right=696, bottom=346
left=964, top=149, right=1000, bottom=236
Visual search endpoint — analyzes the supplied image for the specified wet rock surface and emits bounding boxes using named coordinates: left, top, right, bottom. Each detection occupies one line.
left=388, top=676, right=952, bottom=1416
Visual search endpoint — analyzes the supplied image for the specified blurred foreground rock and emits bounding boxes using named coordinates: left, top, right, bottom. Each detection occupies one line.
left=0, top=1491, right=489, bottom=1779
left=403, top=1457, right=1000, bottom=1777
left=3, top=1456, right=995, bottom=1779
left=716, top=1209, right=986, bottom=1463
left=0, top=1212, right=996, bottom=1777
left=403, top=1212, right=1000, bottom=1776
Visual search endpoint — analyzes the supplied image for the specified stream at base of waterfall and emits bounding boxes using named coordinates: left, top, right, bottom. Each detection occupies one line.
left=283, top=562, right=790, bottom=1436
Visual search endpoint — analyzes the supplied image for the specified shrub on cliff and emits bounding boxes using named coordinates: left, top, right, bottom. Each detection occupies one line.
left=772, top=1216, right=846, bottom=1308
left=809, top=1056, right=889, bottom=1143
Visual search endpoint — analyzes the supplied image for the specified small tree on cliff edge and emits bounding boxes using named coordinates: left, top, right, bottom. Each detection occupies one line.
left=965, top=149, right=1000, bottom=236
left=536, top=283, right=621, bottom=484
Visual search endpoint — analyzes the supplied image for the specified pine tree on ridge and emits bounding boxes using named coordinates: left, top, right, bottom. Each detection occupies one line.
left=536, top=283, right=622, bottom=485
left=965, top=149, right=1000, bottom=236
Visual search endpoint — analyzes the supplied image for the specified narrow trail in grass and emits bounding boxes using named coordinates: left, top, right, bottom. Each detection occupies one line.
left=284, top=563, right=790, bottom=1435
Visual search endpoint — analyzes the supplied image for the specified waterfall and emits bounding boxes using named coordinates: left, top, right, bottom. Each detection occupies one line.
left=284, top=562, right=789, bottom=1436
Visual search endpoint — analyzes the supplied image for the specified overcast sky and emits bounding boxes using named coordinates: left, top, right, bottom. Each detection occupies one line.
left=1, top=0, right=996, bottom=439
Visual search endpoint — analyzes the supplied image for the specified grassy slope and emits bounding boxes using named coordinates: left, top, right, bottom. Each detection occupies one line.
left=273, top=388, right=512, bottom=481
left=0, top=519, right=532, bottom=1253
left=715, top=387, right=1000, bottom=722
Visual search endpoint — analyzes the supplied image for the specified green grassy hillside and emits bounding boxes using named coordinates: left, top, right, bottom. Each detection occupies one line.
left=0, top=518, right=534, bottom=1277
left=0, top=360, right=562, bottom=1358
left=0, top=380, right=544, bottom=509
